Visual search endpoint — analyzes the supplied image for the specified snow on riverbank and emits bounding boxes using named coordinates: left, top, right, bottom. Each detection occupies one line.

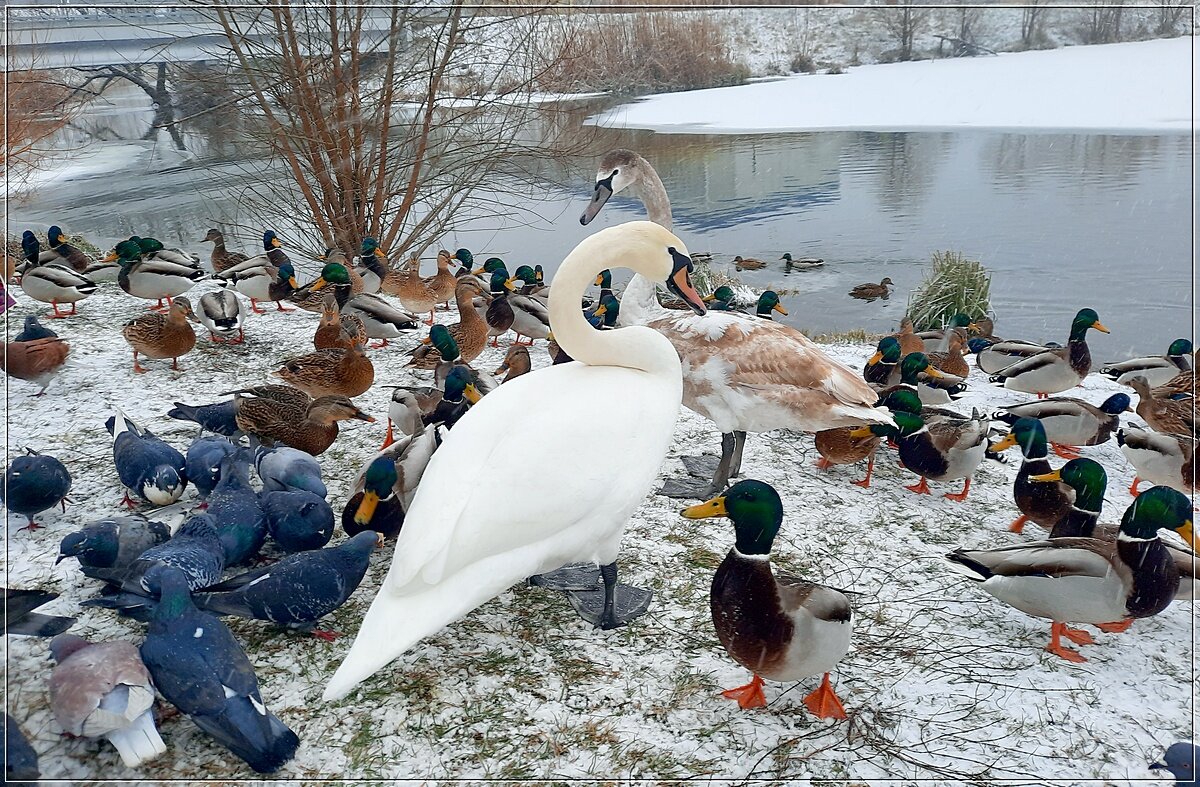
left=589, top=37, right=1195, bottom=135
left=2, top=278, right=1191, bottom=782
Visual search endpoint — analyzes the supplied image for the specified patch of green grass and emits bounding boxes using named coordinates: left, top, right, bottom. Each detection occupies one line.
left=907, top=250, right=992, bottom=331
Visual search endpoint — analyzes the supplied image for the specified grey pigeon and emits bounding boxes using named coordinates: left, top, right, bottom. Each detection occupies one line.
left=261, top=490, right=335, bottom=552
left=4, top=713, right=38, bottom=785
left=84, top=514, right=225, bottom=595
left=15, top=314, right=57, bottom=342
left=194, top=531, right=378, bottom=640
left=254, top=445, right=327, bottom=498
left=185, top=436, right=239, bottom=502
left=2, top=449, right=71, bottom=529
left=207, top=452, right=267, bottom=565
left=3, top=588, right=74, bottom=637
left=139, top=568, right=300, bottom=774
left=57, top=516, right=170, bottom=579
left=1153, top=743, right=1199, bottom=786
left=107, top=409, right=187, bottom=507
left=48, top=634, right=166, bottom=767
left=167, top=399, right=240, bottom=438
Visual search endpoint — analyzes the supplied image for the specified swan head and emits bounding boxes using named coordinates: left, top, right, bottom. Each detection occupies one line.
left=581, top=149, right=644, bottom=225
left=681, top=479, right=784, bottom=556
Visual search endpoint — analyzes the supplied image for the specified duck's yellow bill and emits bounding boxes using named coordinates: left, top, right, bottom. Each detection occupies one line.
left=703, top=293, right=717, bottom=302
left=1093, top=320, right=1110, bottom=333
left=1029, top=469, right=1062, bottom=483
left=503, top=277, right=517, bottom=291
left=310, top=277, right=329, bottom=291
left=682, top=495, right=727, bottom=519
left=989, top=433, right=1018, bottom=452
left=271, top=237, right=282, bottom=248
left=1177, top=519, right=1195, bottom=552
left=594, top=273, right=605, bottom=286
left=848, top=426, right=875, bottom=439
left=420, top=336, right=432, bottom=345
left=354, top=490, right=380, bottom=526
left=593, top=304, right=607, bottom=318
left=924, top=366, right=947, bottom=379
left=867, top=350, right=883, bottom=365
left=101, top=251, right=118, bottom=262
left=288, top=277, right=299, bottom=288
left=463, top=384, right=482, bottom=404
left=773, top=303, right=788, bottom=315
left=472, top=267, right=485, bottom=275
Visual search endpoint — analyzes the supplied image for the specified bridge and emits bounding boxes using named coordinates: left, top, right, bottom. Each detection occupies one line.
left=5, top=7, right=442, bottom=71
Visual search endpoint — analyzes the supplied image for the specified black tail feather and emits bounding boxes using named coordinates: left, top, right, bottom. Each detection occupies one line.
left=193, top=698, right=299, bottom=774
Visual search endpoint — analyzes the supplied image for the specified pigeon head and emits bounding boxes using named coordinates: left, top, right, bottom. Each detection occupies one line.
left=49, top=633, right=93, bottom=663
left=142, top=466, right=185, bottom=506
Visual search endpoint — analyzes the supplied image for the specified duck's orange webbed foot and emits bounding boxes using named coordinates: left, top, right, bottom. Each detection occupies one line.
left=720, top=674, right=767, bottom=709
left=1008, top=514, right=1028, bottom=534
left=943, top=478, right=972, bottom=502
left=802, top=672, right=848, bottom=720
left=1095, top=619, right=1134, bottom=634
left=905, top=477, right=931, bottom=495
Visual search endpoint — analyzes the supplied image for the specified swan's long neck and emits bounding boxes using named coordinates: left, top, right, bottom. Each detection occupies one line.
left=619, top=164, right=674, bottom=326
left=549, top=241, right=677, bottom=375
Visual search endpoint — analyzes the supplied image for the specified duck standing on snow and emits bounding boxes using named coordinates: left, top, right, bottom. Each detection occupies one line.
left=197, top=289, right=245, bottom=343
left=42, top=225, right=95, bottom=274
left=862, top=336, right=903, bottom=389
left=848, top=277, right=892, bottom=301
left=48, top=634, right=167, bottom=768
left=1128, top=376, right=1197, bottom=437
left=322, top=221, right=708, bottom=701
left=1, top=449, right=71, bottom=530
left=107, top=239, right=205, bottom=311
left=200, top=229, right=250, bottom=274
left=304, top=262, right=420, bottom=347
left=217, top=233, right=300, bottom=313
left=988, top=418, right=1074, bottom=534
left=1118, top=427, right=1196, bottom=496
left=19, top=232, right=98, bottom=317
left=1101, top=338, right=1193, bottom=388
left=121, top=296, right=197, bottom=373
left=993, top=392, right=1131, bottom=459
left=945, top=485, right=1187, bottom=662
left=579, top=149, right=892, bottom=499
left=230, top=385, right=374, bottom=457
left=988, top=308, right=1109, bottom=398
left=274, top=341, right=374, bottom=399
left=107, top=410, right=187, bottom=508
left=342, top=427, right=445, bottom=541
left=682, top=480, right=852, bottom=718
left=917, top=313, right=973, bottom=354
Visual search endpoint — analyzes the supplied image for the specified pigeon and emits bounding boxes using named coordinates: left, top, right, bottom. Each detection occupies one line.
left=107, top=409, right=187, bottom=507
left=48, top=634, right=166, bottom=767
left=185, top=436, right=240, bottom=502
left=4, top=713, right=39, bottom=785
left=1, top=449, right=71, bottom=529
left=14, top=314, right=57, bottom=342
left=194, top=531, right=378, bottom=640
left=83, top=514, right=226, bottom=597
left=261, top=490, right=335, bottom=552
left=207, top=452, right=267, bottom=565
left=167, top=399, right=241, bottom=438
left=139, top=568, right=300, bottom=774
left=3, top=588, right=75, bottom=637
left=57, top=516, right=171, bottom=579
left=1153, top=743, right=1199, bottom=786
left=254, top=445, right=327, bottom=498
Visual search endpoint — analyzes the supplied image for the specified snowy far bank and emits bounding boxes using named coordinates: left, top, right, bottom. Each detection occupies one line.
left=589, top=37, right=1195, bottom=135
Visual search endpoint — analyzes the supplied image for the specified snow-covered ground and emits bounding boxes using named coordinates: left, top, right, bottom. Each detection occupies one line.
left=3, top=277, right=1192, bottom=782
left=589, top=37, right=1195, bottom=135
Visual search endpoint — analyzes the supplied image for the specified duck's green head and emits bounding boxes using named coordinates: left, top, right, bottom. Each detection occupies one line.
left=876, top=410, right=923, bottom=438
left=490, top=269, right=514, bottom=294
left=277, top=262, right=298, bottom=288
left=474, top=256, right=504, bottom=276
left=454, top=248, right=473, bottom=266
left=705, top=285, right=735, bottom=305
left=354, top=456, right=398, bottom=526
left=948, top=313, right=972, bottom=328
left=311, top=262, right=351, bottom=290
left=361, top=237, right=384, bottom=257
left=877, top=387, right=922, bottom=415
left=1120, top=486, right=1192, bottom=546
left=988, top=417, right=1046, bottom=458
left=870, top=336, right=903, bottom=366
left=263, top=230, right=281, bottom=250
left=1069, top=308, right=1109, bottom=339
left=21, top=231, right=39, bottom=262
left=681, top=479, right=783, bottom=556
left=756, top=290, right=787, bottom=317
left=135, top=236, right=164, bottom=254
left=780, top=252, right=793, bottom=262
left=512, top=265, right=538, bottom=286
left=47, top=225, right=67, bottom=247
left=899, top=352, right=942, bottom=384
left=1029, top=458, right=1106, bottom=512
left=107, top=239, right=143, bottom=263
left=421, top=324, right=461, bottom=362
left=443, top=365, right=482, bottom=404
left=1167, top=338, right=1193, bottom=357
left=595, top=292, right=620, bottom=326
left=595, top=269, right=612, bottom=289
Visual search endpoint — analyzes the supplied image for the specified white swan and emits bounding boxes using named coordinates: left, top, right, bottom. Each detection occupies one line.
left=323, top=221, right=707, bottom=701
left=581, top=149, right=893, bottom=498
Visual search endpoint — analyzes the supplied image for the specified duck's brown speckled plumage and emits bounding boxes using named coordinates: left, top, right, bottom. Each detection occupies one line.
left=275, top=343, right=374, bottom=399
left=121, top=297, right=196, bottom=368
left=232, top=390, right=373, bottom=456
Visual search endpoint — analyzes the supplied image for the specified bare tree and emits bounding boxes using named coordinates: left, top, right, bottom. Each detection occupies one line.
left=1079, top=3, right=1125, bottom=44
left=192, top=3, right=593, bottom=257
left=1020, top=2, right=1046, bottom=48
left=1156, top=0, right=1189, bottom=35
left=67, top=63, right=187, bottom=149
left=4, top=63, right=84, bottom=190
left=874, top=1, right=932, bottom=62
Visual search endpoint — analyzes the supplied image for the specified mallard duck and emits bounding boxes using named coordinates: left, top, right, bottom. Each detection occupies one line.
left=215, top=231, right=299, bottom=312
left=877, top=352, right=966, bottom=407
left=594, top=268, right=615, bottom=303
left=2, top=337, right=69, bottom=395
left=591, top=292, right=621, bottom=328
left=988, top=418, right=1075, bottom=534
left=412, top=279, right=489, bottom=362
left=1129, top=376, right=1196, bottom=437
left=814, top=426, right=879, bottom=487
left=200, top=229, right=249, bottom=274
left=197, top=289, right=245, bottom=343
left=426, top=250, right=460, bottom=307
left=973, top=338, right=1057, bottom=374
left=578, top=150, right=893, bottom=500
left=781, top=253, right=824, bottom=270
left=18, top=229, right=63, bottom=269
left=732, top=255, right=766, bottom=270
left=511, top=264, right=549, bottom=304
left=274, top=342, right=374, bottom=399
left=18, top=263, right=97, bottom=318
left=506, top=267, right=551, bottom=344
left=926, top=333, right=970, bottom=378
left=106, top=239, right=205, bottom=310
left=130, top=235, right=200, bottom=267
left=392, top=254, right=440, bottom=325
left=917, top=313, right=972, bottom=354
left=862, top=336, right=903, bottom=389
left=993, top=392, right=1131, bottom=458
left=945, top=486, right=1187, bottom=662
left=303, top=263, right=419, bottom=347
left=889, top=317, right=925, bottom=357
left=1101, top=338, right=1193, bottom=388
left=313, top=292, right=368, bottom=351
left=421, top=366, right=483, bottom=429
left=682, top=480, right=851, bottom=718
left=988, top=309, right=1109, bottom=397
left=356, top=237, right=407, bottom=297
left=121, top=296, right=197, bottom=373
left=854, top=407, right=989, bottom=500
left=1151, top=362, right=1197, bottom=399
left=42, top=225, right=93, bottom=274
left=1118, top=427, right=1196, bottom=496
left=755, top=291, right=787, bottom=320
left=702, top=285, right=739, bottom=312
left=1030, top=461, right=1197, bottom=602
left=969, top=316, right=998, bottom=340
left=482, top=267, right=515, bottom=346
left=322, top=221, right=708, bottom=700
left=848, top=277, right=893, bottom=301
left=493, top=343, right=531, bottom=383
left=231, top=388, right=374, bottom=456
left=408, top=324, right=498, bottom=398
left=342, top=426, right=445, bottom=541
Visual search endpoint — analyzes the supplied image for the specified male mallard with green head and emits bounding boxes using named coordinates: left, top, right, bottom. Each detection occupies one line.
left=988, top=308, right=1109, bottom=398
left=988, top=418, right=1074, bottom=535
left=755, top=291, right=787, bottom=320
